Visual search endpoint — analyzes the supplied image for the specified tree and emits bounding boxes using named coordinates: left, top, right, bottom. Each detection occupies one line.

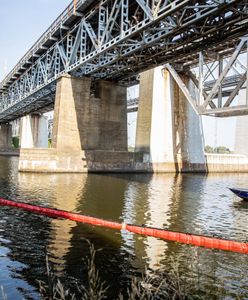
left=205, top=145, right=231, bottom=154
left=214, top=146, right=231, bottom=154
left=204, top=145, right=214, bottom=153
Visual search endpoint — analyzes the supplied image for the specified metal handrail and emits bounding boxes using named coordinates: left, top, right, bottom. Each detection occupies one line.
left=0, top=0, right=84, bottom=89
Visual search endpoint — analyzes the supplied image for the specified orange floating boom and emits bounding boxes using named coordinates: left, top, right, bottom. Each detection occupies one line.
left=0, top=197, right=247, bottom=255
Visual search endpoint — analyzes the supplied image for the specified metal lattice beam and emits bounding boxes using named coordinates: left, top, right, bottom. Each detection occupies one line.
left=1, top=0, right=248, bottom=122
left=164, top=37, right=248, bottom=117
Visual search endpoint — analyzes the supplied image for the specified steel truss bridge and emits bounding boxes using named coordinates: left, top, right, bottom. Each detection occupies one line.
left=1, top=0, right=248, bottom=123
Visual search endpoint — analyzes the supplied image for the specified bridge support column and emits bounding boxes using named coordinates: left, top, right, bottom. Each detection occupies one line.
left=0, top=124, right=12, bottom=151
left=20, top=114, right=48, bottom=148
left=135, top=67, right=206, bottom=172
left=19, top=75, right=129, bottom=173
left=174, top=75, right=206, bottom=172
left=52, top=75, right=127, bottom=152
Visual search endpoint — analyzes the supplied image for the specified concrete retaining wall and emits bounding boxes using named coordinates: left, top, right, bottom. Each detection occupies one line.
left=205, top=153, right=248, bottom=172
left=18, top=149, right=248, bottom=173
left=18, top=149, right=88, bottom=173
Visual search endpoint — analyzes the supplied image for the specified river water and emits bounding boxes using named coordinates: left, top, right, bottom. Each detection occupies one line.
left=0, top=156, right=247, bottom=299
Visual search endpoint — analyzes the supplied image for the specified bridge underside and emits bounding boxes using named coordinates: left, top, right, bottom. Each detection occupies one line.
left=1, top=0, right=248, bottom=120
left=0, top=83, right=56, bottom=123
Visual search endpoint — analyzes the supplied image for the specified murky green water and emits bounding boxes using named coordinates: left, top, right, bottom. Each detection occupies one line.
left=0, top=156, right=248, bottom=299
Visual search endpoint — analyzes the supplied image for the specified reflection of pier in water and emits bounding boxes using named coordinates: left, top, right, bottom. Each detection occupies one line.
left=0, top=170, right=54, bottom=299
left=121, top=174, right=177, bottom=271
left=63, top=174, right=131, bottom=297
left=1, top=171, right=87, bottom=293
left=18, top=172, right=87, bottom=273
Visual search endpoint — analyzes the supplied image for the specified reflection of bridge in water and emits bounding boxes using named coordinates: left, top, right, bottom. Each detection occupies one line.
left=1, top=1, right=248, bottom=173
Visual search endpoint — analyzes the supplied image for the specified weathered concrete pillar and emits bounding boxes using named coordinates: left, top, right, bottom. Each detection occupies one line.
left=174, top=75, right=206, bottom=172
left=52, top=75, right=127, bottom=152
left=135, top=67, right=175, bottom=171
left=51, top=75, right=90, bottom=151
left=19, top=75, right=128, bottom=172
left=95, top=80, right=127, bottom=151
left=20, top=114, right=48, bottom=148
left=0, top=124, right=12, bottom=151
left=135, top=66, right=206, bottom=172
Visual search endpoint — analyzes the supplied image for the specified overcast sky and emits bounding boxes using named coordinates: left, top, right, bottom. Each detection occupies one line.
left=0, top=0, right=237, bottom=150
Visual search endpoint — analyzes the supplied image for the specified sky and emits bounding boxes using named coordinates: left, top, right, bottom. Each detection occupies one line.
left=0, top=0, right=238, bottom=150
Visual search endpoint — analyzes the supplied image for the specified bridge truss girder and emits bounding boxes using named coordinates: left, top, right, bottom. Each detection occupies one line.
left=1, top=0, right=248, bottom=122
left=166, top=37, right=248, bottom=117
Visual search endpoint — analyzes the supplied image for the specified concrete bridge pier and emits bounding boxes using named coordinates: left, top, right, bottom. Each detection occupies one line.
left=0, top=124, right=12, bottom=152
left=51, top=75, right=127, bottom=152
left=18, top=67, right=206, bottom=173
left=18, top=75, right=129, bottom=172
left=135, top=67, right=206, bottom=172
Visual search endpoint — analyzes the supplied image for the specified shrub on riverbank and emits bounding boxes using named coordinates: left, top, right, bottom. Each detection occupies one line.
left=1, top=242, right=227, bottom=299
left=36, top=243, right=225, bottom=300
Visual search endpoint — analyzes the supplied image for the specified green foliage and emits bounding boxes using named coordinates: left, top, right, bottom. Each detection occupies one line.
left=48, top=139, right=52, bottom=148
left=214, top=146, right=231, bottom=154
left=12, top=137, right=19, bottom=148
left=204, top=145, right=214, bottom=153
left=205, top=145, right=231, bottom=154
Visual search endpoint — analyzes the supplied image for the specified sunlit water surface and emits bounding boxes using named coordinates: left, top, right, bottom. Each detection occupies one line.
left=0, top=156, right=248, bottom=299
